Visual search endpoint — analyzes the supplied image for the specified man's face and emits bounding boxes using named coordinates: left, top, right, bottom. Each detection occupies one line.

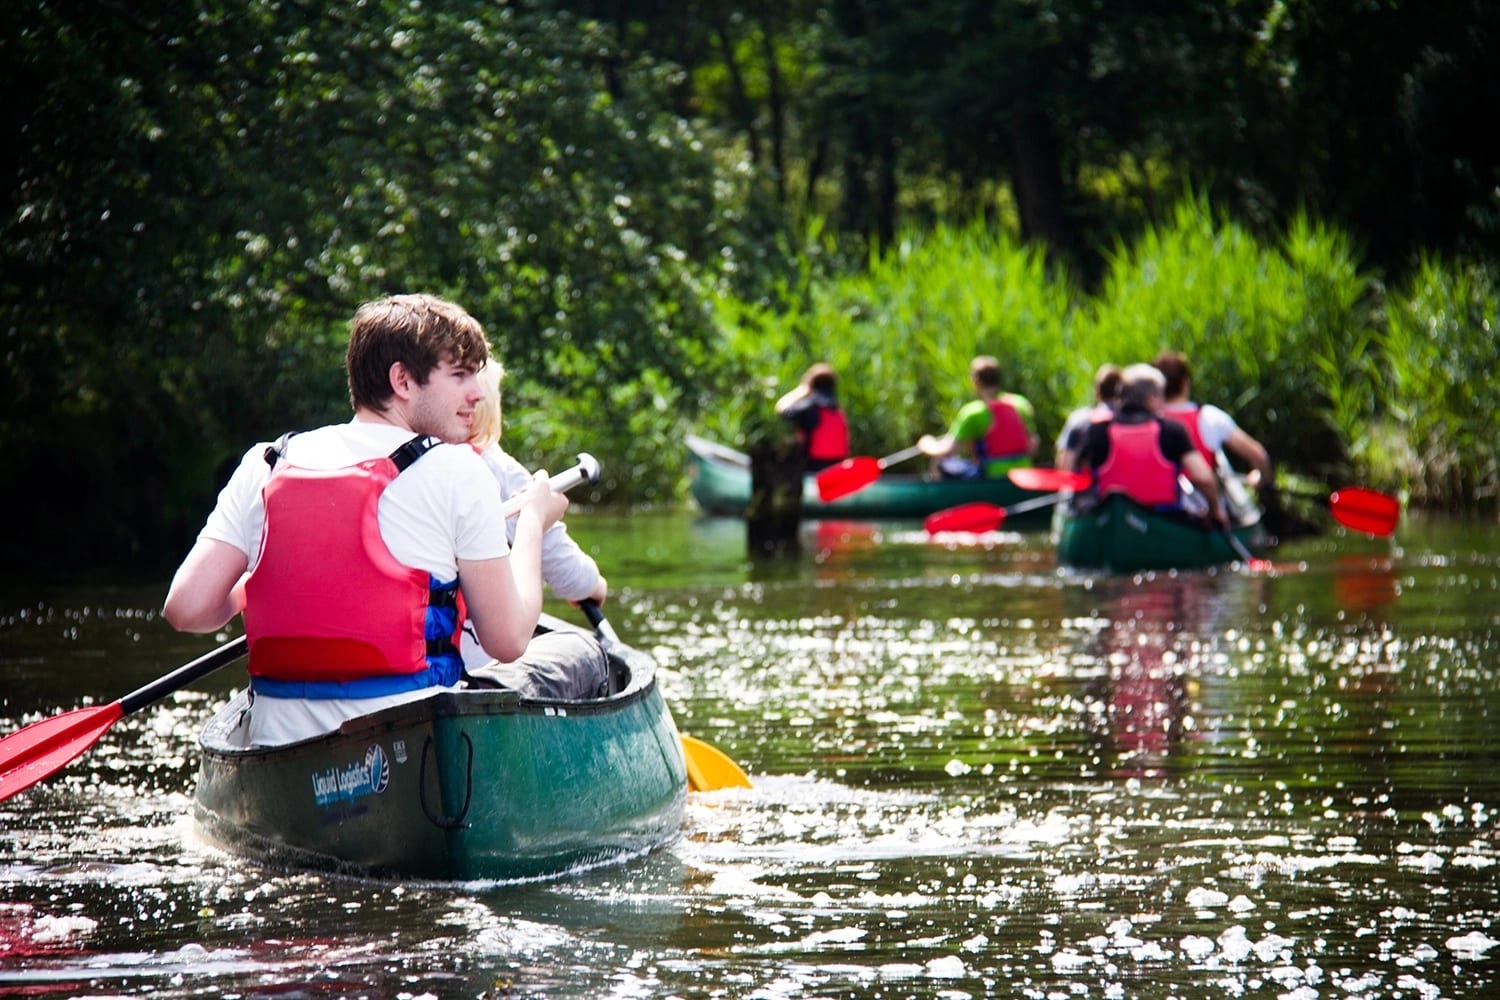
left=410, top=358, right=484, bottom=443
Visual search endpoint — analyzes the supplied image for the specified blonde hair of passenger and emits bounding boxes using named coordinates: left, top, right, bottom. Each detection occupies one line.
left=470, top=360, right=505, bottom=450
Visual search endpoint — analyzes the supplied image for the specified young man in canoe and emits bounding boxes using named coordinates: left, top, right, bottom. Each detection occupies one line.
left=917, top=354, right=1039, bottom=478
left=774, top=362, right=850, bottom=471
left=1072, top=363, right=1226, bottom=526
left=163, top=294, right=569, bottom=746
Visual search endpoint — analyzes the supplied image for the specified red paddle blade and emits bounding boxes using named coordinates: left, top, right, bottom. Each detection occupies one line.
left=925, top=502, right=1006, bottom=534
left=1007, top=468, right=1090, bottom=492
left=816, top=456, right=882, bottom=502
left=0, top=702, right=125, bottom=802
left=1329, top=487, right=1400, bottom=537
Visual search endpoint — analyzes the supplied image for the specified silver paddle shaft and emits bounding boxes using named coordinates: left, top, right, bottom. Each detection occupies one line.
left=498, top=452, right=601, bottom=518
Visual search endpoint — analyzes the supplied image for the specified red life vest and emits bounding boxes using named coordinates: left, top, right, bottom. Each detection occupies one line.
left=805, top=405, right=850, bottom=463
left=1093, top=421, right=1180, bottom=506
left=1161, top=402, right=1214, bottom=468
left=243, top=436, right=466, bottom=699
left=977, top=397, right=1030, bottom=462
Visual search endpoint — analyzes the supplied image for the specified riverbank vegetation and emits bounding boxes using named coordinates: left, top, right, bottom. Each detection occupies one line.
left=3, top=1, right=1496, bottom=572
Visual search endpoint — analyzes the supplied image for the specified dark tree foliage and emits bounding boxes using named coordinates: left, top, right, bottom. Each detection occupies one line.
left=0, top=0, right=768, bottom=573
left=570, top=0, right=1498, bottom=281
left=1190, top=0, right=1500, bottom=270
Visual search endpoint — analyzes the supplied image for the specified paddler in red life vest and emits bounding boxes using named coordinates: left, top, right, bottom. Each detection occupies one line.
left=917, top=354, right=1040, bottom=479
left=163, top=294, right=569, bottom=747
left=1074, top=363, right=1226, bottom=526
left=774, top=362, right=850, bottom=472
left=1153, top=350, right=1273, bottom=522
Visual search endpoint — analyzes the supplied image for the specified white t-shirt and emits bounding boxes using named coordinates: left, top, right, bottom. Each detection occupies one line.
left=200, top=419, right=511, bottom=746
left=460, top=444, right=602, bottom=672
left=1161, top=402, right=1260, bottom=522
left=1162, top=402, right=1238, bottom=454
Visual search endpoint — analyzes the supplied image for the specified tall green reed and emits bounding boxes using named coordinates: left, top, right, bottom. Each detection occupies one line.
left=1381, top=257, right=1499, bottom=511
left=506, top=193, right=1489, bottom=513
left=699, top=220, right=1078, bottom=460
left=1075, top=194, right=1375, bottom=477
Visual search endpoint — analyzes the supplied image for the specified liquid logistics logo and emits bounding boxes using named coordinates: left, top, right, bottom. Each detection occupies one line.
left=311, top=744, right=391, bottom=807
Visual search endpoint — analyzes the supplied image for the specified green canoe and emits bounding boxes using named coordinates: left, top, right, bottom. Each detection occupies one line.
left=192, top=616, right=687, bottom=881
left=687, top=433, right=1054, bottom=527
left=1055, top=492, right=1271, bottom=573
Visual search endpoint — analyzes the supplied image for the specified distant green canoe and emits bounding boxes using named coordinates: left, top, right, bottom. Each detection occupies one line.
left=193, top=617, right=687, bottom=881
left=1055, top=492, right=1271, bottom=573
left=687, top=433, right=1054, bottom=528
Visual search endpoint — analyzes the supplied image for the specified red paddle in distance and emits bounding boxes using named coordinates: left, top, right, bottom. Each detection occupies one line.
left=815, top=444, right=925, bottom=502
left=1006, top=467, right=1092, bottom=493
left=0, top=453, right=606, bottom=804
left=925, top=492, right=1075, bottom=534
left=1326, top=487, right=1400, bottom=537
left=925, top=467, right=1090, bottom=534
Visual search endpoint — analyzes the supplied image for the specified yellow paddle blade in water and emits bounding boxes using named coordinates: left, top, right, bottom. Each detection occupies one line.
left=680, top=734, right=752, bottom=791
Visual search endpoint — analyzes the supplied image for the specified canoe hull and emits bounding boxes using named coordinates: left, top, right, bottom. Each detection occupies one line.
left=687, top=434, right=1053, bottom=527
left=1055, top=493, right=1270, bottom=573
left=193, top=642, right=687, bottom=881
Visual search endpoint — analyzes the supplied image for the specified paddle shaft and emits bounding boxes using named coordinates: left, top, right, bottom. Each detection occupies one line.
left=121, top=636, right=248, bottom=715
left=875, top=444, right=925, bottom=469
left=1176, top=474, right=1261, bottom=566
left=578, top=598, right=623, bottom=651
left=1005, top=491, right=1073, bottom=519
left=1219, top=521, right=1258, bottom=564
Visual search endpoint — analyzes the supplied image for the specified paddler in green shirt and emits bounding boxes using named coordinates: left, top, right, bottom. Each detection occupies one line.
left=917, top=354, right=1039, bottom=479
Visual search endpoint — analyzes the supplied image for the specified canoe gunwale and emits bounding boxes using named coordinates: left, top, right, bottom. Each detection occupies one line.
left=199, top=676, right=664, bottom=759
left=686, top=432, right=751, bottom=469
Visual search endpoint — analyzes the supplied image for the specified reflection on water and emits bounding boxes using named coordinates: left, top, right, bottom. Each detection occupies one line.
left=2, top=510, right=1498, bottom=997
left=1075, top=575, right=1218, bottom=778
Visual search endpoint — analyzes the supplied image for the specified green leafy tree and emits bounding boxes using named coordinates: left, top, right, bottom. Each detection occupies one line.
left=0, top=0, right=773, bottom=572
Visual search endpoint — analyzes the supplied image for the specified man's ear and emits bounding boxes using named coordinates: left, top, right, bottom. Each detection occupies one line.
left=388, top=361, right=414, bottom=400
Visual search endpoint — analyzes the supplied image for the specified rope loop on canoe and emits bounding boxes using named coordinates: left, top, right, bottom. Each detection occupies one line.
left=418, top=732, right=473, bottom=830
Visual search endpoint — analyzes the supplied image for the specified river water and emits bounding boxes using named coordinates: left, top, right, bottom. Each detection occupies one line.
left=2, top=508, right=1497, bottom=998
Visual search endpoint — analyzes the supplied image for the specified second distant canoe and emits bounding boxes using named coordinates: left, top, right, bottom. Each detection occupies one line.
left=686, top=433, right=1055, bottom=528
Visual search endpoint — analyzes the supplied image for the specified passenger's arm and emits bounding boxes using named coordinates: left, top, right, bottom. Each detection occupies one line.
left=1181, top=452, right=1226, bottom=526
left=774, top=384, right=810, bottom=415
left=1225, top=428, right=1272, bottom=489
left=460, top=472, right=569, bottom=662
